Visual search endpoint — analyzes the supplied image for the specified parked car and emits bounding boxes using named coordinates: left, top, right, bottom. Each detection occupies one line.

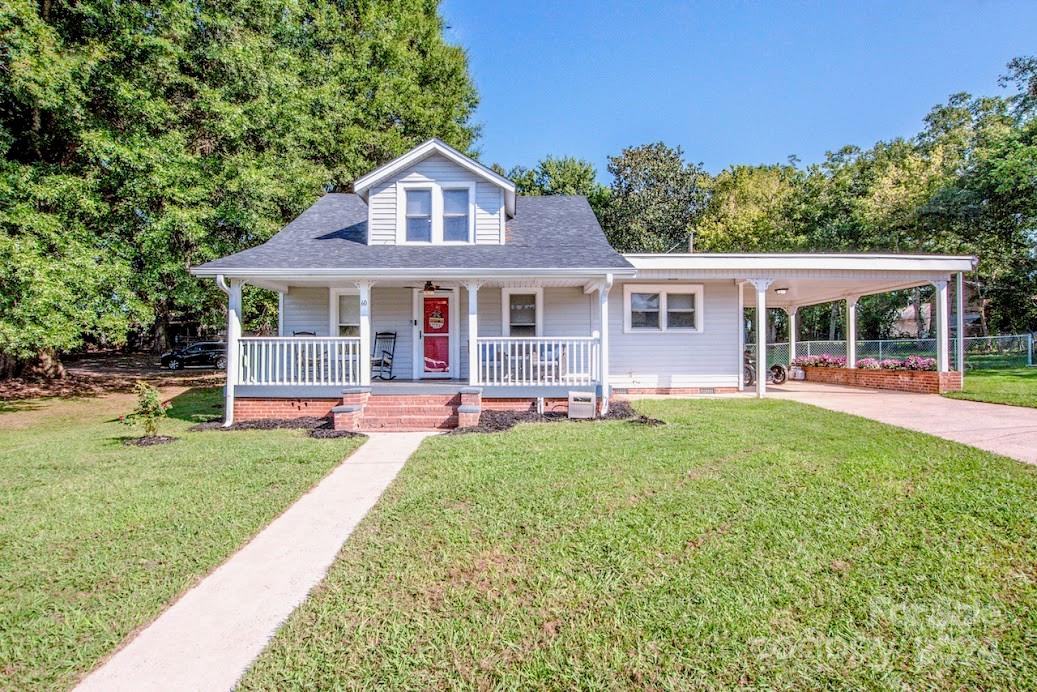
left=160, top=341, right=227, bottom=370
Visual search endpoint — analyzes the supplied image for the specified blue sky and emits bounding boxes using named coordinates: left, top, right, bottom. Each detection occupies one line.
left=440, top=1, right=1036, bottom=178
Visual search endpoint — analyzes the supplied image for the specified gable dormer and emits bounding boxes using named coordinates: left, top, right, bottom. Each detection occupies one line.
left=353, top=139, right=516, bottom=246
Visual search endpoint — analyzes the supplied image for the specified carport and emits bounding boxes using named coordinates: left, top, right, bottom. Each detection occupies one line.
left=627, top=253, right=978, bottom=397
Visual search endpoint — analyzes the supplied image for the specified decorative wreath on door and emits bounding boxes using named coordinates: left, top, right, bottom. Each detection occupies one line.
left=428, top=309, right=445, bottom=330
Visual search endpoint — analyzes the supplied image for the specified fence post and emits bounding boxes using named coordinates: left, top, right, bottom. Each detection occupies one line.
left=1029, top=334, right=1034, bottom=367
left=878, top=341, right=882, bottom=362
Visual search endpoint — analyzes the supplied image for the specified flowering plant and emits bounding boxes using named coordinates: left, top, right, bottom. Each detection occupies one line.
left=792, top=354, right=847, bottom=368
left=879, top=358, right=904, bottom=370
left=902, top=355, right=937, bottom=371
left=856, top=358, right=880, bottom=370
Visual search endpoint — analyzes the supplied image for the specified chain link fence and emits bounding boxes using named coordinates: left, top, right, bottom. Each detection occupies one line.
left=748, top=334, right=1034, bottom=370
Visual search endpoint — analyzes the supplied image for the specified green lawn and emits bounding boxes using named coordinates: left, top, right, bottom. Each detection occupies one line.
left=0, top=387, right=362, bottom=690
left=242, top=399, right=1037, bottom=689
left=945, top=367, right=1037, bottom=408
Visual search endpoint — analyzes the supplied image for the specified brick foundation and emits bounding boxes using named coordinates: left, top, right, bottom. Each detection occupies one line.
left=802, top=367, right=963, bottom=394
left=234, top=398, right=339, bottom=421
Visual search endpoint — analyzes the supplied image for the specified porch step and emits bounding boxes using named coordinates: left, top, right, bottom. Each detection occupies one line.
left=353, top=393, right=463, bottom=431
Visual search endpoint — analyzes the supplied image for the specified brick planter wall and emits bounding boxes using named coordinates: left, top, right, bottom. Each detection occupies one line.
left=802, top=367, right=963, bottom=394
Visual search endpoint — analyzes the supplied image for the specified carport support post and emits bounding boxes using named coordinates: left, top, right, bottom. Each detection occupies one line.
left=955, top=272, right=965, bottom=376
left=750, top=279, right=772, bottom=398
left=787, top=306, right=798, bottom=363
left=355, top=281, right=372, bottom=385
left=218, top=276, right=242, bottom=427
left=934, top=279, right=950, bottom=373
left=846, top=297, right=858, bottom=368
left=463, top=281, right=481, bottom=385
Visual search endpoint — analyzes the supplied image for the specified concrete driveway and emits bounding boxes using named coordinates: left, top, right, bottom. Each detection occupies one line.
left=769, top=381, right=1037, bottom=465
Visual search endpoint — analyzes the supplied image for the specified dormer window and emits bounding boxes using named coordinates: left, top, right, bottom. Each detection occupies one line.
left=396, top=182, right=475, bottom=244
left=443, top=189, right=470, bottom=242
left=405, top=189, right=433, bottom=242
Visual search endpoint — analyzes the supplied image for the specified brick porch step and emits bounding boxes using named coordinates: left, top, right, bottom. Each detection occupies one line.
left=358, top=393, right=462, bottom=431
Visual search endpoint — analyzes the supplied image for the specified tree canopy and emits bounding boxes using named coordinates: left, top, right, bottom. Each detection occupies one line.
left=0, top=0, right=477, bottom=373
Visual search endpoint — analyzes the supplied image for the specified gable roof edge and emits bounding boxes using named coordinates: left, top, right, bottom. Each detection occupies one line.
left=352, top=138, right=516, bottom=216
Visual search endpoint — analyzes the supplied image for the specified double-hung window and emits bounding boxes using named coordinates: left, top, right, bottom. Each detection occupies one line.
left=501, top=288, right=543, bottom=336
left=405, top=189, right=433, bottom=242
left=442, top=188, right=471, bottom=242
left=398, top=183, right=474, bottom=244
left=624, top=284, right=704, bottom=333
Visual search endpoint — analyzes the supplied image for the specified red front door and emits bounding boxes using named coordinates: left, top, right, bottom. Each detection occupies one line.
left=422, top=296, right=451, bottom=375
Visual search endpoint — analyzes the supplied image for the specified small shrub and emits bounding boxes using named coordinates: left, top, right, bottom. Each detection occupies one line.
left=879, top=358, right=904, bottom=370
left=121, top=381, right=170, bottom=438
left=856, top=358, right=880, bottom=370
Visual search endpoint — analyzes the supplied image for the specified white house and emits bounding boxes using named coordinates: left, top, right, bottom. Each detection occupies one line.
left=191, top=139, right=975, bottom=430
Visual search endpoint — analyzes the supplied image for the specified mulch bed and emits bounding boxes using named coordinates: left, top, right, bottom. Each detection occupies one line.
left=189, top=416, right=365, bottom=439
left=122, top=435, right=178, bottom=447
left=450, top=400, right=665, bottom=435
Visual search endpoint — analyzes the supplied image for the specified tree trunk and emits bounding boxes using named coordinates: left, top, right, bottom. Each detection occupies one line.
left=0, top=349, right=67, bottom=380
left=828, top=303, right=838, bottom=340
left=153, top=305, right=173, bottom=353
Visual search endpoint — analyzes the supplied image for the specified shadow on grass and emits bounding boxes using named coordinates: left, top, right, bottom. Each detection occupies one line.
left=164, top=387, right=224, bottom=424
left=0, top=399, right=43, bottom=415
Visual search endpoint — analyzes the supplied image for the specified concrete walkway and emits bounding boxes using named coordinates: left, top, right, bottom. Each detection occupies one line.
left=77, top=432, right=435, bottom=692
left=769, top=381, right=1037, bottom=465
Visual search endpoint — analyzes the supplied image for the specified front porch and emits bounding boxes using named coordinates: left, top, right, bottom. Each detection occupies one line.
left=217, top=274, right=616, bottom=428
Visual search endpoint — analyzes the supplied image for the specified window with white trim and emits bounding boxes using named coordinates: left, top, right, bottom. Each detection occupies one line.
left=623, top=284, right=704, bottom=333
left=405, top=188, right=432, bottom=242
left=443, top=188, right=471, bottom=242
left=501, top=287, right=543, bottom=336
left=330, top=289, right=361, bottom=337
left=397, top=182, right=475, bottom=244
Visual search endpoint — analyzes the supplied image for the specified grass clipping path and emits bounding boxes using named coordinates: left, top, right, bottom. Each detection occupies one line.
left=241, top=397, right=1037, bottom=689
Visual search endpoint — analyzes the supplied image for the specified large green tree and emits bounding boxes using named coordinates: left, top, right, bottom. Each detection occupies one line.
left=601, top=142, right=709, bottom=252
left=0, top=0, right=478, bottom=373
left=501, top=155, right=610, bottom=218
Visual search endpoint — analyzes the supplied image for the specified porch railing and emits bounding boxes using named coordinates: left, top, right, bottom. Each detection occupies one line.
left=237, top=337, right=361, bottom=386
left=477, top=337, right=600, bottom=386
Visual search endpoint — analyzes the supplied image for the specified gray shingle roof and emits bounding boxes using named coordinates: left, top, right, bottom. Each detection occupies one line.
left=192, top=193, right=633, bottom=273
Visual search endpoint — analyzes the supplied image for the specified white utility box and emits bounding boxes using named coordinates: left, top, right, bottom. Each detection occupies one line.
left=568, top=392, right=596, bottom=419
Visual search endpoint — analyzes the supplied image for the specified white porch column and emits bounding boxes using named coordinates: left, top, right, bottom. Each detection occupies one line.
left=355, top=281, right=372, bottom=385
left=750, top=279, right=772, bottom=398
left=787, top=306, right=798, bottom=364
left=219, top=275, right=242, bottom=427
left=956, top=272, right=965, bottom=376
left=934, top=279, right=950, bottom=373
left=846, top=296, right=858, bottom=368
left=737, top=281, right=746, bottom=391
left=463, top=281, right=481, bottom=385
left=598, top=275, right=613, bottom=414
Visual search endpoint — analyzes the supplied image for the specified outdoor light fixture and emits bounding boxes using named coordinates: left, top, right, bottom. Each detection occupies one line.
left=775, top=287, right=789, bottom=295
left=422, top=280, right=437, bottom=295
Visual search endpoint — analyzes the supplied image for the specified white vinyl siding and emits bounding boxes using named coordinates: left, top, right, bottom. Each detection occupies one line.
left=283, top=287, right=330, bottom=336
left=608, top=280, right=739, bottom=389
left=367, top=154, right=504, bottom=245
left=369, top=287, right=413, bottom=379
